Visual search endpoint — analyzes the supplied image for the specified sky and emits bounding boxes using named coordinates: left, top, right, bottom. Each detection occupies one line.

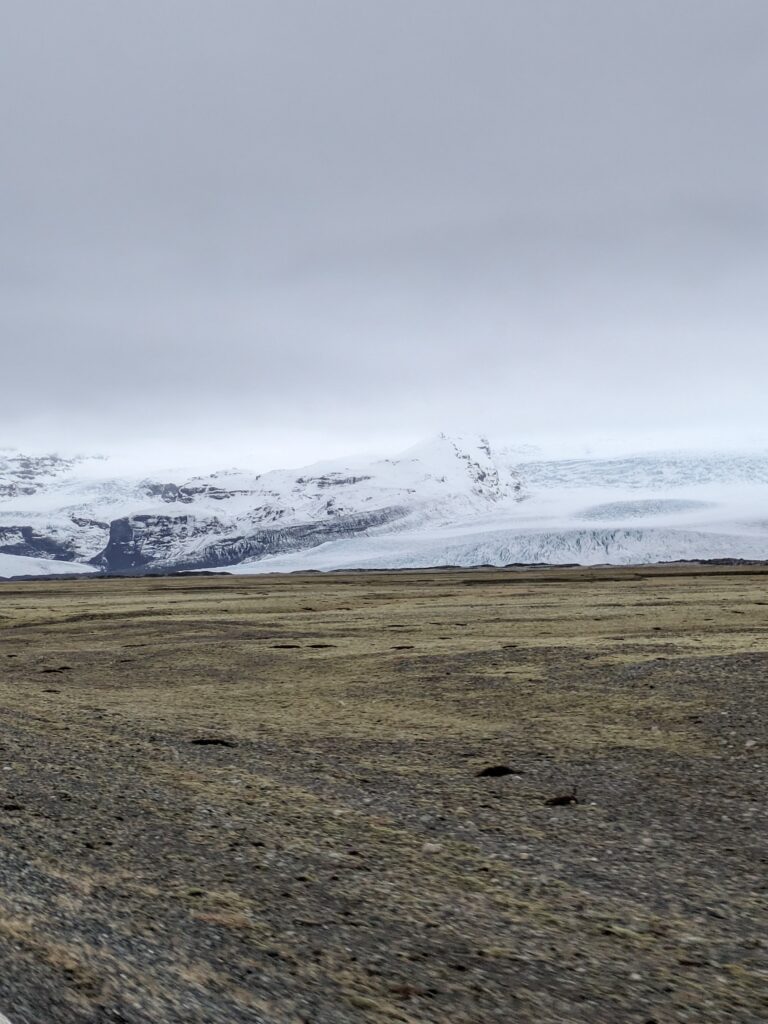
left=2, top=1, right=767, bottom=471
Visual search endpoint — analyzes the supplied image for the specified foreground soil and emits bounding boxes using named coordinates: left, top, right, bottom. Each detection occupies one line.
left=0, top=565, right=766, bottom=1023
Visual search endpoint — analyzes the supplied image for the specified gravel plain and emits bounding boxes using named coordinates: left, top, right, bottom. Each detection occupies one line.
left=0, top=565, right=766, bottom=1023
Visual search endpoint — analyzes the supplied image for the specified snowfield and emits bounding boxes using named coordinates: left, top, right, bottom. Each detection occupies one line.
left=2, top=435, right=768, bottom=574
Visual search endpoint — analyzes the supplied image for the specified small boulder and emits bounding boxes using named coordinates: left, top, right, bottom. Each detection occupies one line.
left=544, top=787, right=579, bottom=807
left=476, top=765, right=516, bottom=778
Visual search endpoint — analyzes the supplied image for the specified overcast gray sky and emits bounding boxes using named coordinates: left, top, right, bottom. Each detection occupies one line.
left=2, top=1, right=767, bottom=469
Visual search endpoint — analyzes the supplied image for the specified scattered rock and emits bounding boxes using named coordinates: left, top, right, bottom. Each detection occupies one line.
left=193, top=910, right=252, bottom=929
left=545, top=787, right=579, bottom=807
left=476, top=765, right=516, bottom=778
left=389, top=982, right=425, bottom=999
left=189, top=738, right=238, bottom=748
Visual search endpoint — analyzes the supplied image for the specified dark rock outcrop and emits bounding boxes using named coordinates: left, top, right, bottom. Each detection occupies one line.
left=92, top=506, right=407, bottom=573
left=0, top=525, right=77, bottom=561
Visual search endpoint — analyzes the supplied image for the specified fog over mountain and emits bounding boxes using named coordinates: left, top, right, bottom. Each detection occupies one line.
left=2, top=2, right=768, bottom=471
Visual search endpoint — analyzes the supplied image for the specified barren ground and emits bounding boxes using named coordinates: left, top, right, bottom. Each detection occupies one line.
left=0, top=565, right=766, bottom=1023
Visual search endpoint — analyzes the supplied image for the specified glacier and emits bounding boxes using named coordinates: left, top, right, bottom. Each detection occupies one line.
left=0, top=553, right=97, bottom=578
left=1, top=434, right=767, bottom=576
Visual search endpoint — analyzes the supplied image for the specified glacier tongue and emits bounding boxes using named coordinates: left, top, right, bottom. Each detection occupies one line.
left=1, top=436, right=768, bottom=575
left=0, top=553, right=97, bottom=578
left=227, top=526, right=768, bottom=574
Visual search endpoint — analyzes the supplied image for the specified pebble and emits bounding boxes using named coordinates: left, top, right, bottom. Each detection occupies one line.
left=422, top=842, right=442, bottom=854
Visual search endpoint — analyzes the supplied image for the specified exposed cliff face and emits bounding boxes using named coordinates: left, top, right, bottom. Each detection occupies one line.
left=142, top=482, right=257, bottom=503
left=0, top=518, right=110, bottom=561
left=0, top=524, right=77, bottom=560
left=95, top=507, right=407, bottom=572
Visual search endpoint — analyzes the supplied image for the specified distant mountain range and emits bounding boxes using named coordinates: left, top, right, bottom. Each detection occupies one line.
left=2, top=435, right=768, bottom=578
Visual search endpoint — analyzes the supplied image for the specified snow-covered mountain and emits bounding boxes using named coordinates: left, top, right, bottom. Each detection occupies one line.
left=1, top=435, right=767, bottom=577
left=0, top=435, right=523, bottom=576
